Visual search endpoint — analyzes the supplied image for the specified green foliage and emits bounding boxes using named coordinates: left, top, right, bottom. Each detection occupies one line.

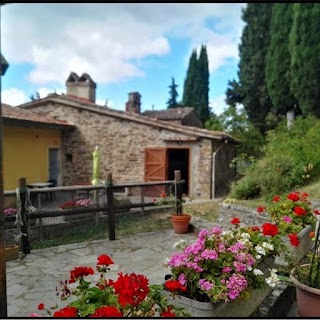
left=182, top=45, right=210, bottom=124
left=166, top=77, right=179, bottom=109
left=206, top=105, right=265, bottom=159
left=238, top=3, right=274, bottom=134
left=266, top=3, right=299, bottom=116
left=289, top=3, right=320, bottom=117
left=229, top=116, right=320, bottom=199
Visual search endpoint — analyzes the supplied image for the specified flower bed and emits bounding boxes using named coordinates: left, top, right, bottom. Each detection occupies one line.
left=29, top=254, right=190, bottom=318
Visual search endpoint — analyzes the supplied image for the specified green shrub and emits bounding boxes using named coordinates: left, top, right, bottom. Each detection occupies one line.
left=229, top=175, right=260, bottom=199
left=230, top=115, right=320, bottom=199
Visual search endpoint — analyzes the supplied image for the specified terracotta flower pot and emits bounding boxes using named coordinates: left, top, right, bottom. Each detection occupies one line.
left=171, top=214, right=191, bottom=234
left=290, top=264, right=320, bottom=317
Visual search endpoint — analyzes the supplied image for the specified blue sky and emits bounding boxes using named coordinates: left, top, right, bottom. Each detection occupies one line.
left=1, top=3, right=246, bottom=115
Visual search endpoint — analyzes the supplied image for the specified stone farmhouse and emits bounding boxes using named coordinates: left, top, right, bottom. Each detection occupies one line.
left=17, top=72, right=240, bottom=199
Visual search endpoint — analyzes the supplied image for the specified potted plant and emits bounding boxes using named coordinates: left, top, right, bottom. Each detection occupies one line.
left=154, top=192, right=190, bottom=234
left=163, top=218, right=286, bottom=317
left=60, top=198, right=95, bottom=221
left=257, top=191, right=320, bottom=317
left=29, top=254, right=191, bottom=317
left=258, top=191, right=317, bottom=265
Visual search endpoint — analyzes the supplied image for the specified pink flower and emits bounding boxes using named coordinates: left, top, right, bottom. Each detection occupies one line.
left=200, top=249, right=218, bottom=260
left=283, top=216, right=293, bottom=223
left=211, top=226, right=223, bottom=235
left=199, top=279, right=214, bottom=291
left=222, top=266, right=232, bottom=273
left=178, top=273, right=186, bottom=286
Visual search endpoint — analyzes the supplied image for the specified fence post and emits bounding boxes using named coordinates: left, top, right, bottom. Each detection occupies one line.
left=37, top=193, right=43, bottom=241
left=18, top=178, right=30, bottom=254
left=140, top=186, right=145, bottom=214
left=174, top=170, right=182, bottom=214
left=106, top=173, right=115, bottom=240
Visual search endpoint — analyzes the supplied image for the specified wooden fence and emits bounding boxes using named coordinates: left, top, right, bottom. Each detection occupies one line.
left=4, top=171, right=184, bottom=254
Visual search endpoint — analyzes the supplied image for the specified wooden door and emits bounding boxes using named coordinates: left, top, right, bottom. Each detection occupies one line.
left=144, top=148, right=167, bottom=197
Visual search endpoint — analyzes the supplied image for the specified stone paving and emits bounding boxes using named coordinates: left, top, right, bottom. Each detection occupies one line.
left=6, top=229, right=198, bottom=317
left=5, top=214, right=298, bottom=317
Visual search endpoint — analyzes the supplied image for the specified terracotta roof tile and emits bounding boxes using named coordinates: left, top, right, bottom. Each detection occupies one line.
left=142, top=107, right=194, bottom=120
left=2, top=104, right=72, bottom=127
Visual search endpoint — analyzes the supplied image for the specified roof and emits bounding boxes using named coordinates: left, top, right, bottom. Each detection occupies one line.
left=18, top=94, right=241, bottom=144
left=142, top=107, right=195, bottom=120
left=2, top=103, right=74, bottom=129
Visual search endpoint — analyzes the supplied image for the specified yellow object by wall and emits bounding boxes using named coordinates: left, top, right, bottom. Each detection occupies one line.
left=3, top=125, right=61, bottom=190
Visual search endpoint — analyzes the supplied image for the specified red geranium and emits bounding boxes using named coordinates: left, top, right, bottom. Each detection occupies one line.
left=97, top=254, right=114, bottom=266
left=37, top=303, right=44, bottom=310
left=288, top=233, right=300, bottom=247
left=256, top=206, right=266, bottom=213
left=272, top=195, right=280, bottom=203
left=262, top=223, right=278, bottom=237
left=53, top=306, right=78, bottom=318
left=314, top=210, right=320, bottom=215
left=112, top=272, right=149, bottom=307
left=164, top=280, right=187, bottom=293
left=160, top=307, right=176, bottom=318
left=230, top=217, right=240, bottom=225
left=90, top=306, right=123, bottom=317
left=287, top=192, right=300, bottom=202
left=294, top=206, right=307, bottom=216
left=69, top=266, right=94, bottom=283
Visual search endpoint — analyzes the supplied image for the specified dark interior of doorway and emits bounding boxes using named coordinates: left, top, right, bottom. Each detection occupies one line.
left=167, top=148, right=189, bottom=195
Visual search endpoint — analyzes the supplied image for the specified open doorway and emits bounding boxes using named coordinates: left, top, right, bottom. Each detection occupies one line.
left=167, top=148, right=189, bottom=195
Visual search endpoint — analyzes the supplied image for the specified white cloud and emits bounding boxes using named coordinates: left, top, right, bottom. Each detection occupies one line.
left=1, top=88, right=28, bottom=106
left=210, top=95, right=228, bottom=116
left=1, top=3, right=245, bottom=85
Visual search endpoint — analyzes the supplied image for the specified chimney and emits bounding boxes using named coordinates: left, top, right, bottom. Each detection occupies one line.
left=66, top=72, right=96, bottom=103
left=125, top=92, right=141, bottom=114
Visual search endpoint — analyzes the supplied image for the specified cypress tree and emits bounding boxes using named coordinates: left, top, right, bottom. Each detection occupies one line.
left=289, top=3, right=320, bottom=117
left=238, top=3, right=274, bottom=134
left=166, top=77, right=179, bottom=109
left=197, top=45, right=210, bottom=123
left=266, top=3, right=298, bottom=117
left=182, top=49, right=198, bottom=108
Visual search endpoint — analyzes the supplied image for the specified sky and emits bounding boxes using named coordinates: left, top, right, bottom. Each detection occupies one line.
left=1, top=3, right=246, bottom=115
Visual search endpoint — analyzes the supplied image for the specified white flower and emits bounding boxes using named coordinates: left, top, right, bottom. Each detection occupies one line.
left=253, top=269, right=263, bottom=276
left=241, top=232, right=251, bottom=239
left=172, top=239, right=188, bottom=250
left=222, top=230, right=233, bottom=237
left=255, top=254, right=262, bottom=260
left=265, top=269, right=280, bottom=288
left=162, top=257, right=170, bottom=266
left=247, top=265, right=252, bottom=271
left=255, top=245, right=266, bottom=256
left=262, top=242, right=274, bottom=251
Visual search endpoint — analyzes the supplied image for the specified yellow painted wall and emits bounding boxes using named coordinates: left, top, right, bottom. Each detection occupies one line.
left=3, top=125, right=61, bottom=190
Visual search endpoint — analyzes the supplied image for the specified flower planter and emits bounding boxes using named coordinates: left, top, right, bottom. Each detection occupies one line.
left=5, top=245, right=20, bottom=261
left=275, top=225, right=313, bottom=266
left=171, top=214, right=191, bottom=234
left=290, top=264, right=320, bottom=317
left=164, top=256, right=274, bottom=317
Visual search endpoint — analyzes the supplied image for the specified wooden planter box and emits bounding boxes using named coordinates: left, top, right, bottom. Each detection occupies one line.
left=163, top=257, right=274, bottom=317
left=5, top=245, right=20, bottom=261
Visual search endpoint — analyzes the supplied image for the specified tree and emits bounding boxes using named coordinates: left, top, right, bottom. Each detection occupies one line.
left=225, top=79, right=245, bottom=108
left=238, top=3, right=274, bottom=134
left=266, top=3, right=299, bottom=118
left=182, top=45, right=210, bottom=124
left=289, top=4, right=320, bottom=117
left=182, top=49, right=198, bottom=108
left=166, top=77, right=179, bottom=109
left=197, top=45, right=210, bottom=123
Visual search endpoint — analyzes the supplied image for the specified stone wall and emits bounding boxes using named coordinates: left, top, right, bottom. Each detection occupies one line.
left=30, top=103, right=214, bottom=198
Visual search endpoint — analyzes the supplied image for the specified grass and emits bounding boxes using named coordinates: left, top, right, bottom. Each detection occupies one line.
left=30, top=209, right=174, bottom=250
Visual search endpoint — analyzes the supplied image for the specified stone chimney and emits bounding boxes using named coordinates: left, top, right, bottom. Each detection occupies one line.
left=125, top=92, right=141, bottom=114
left=66, top=72, right=96, bottom=103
